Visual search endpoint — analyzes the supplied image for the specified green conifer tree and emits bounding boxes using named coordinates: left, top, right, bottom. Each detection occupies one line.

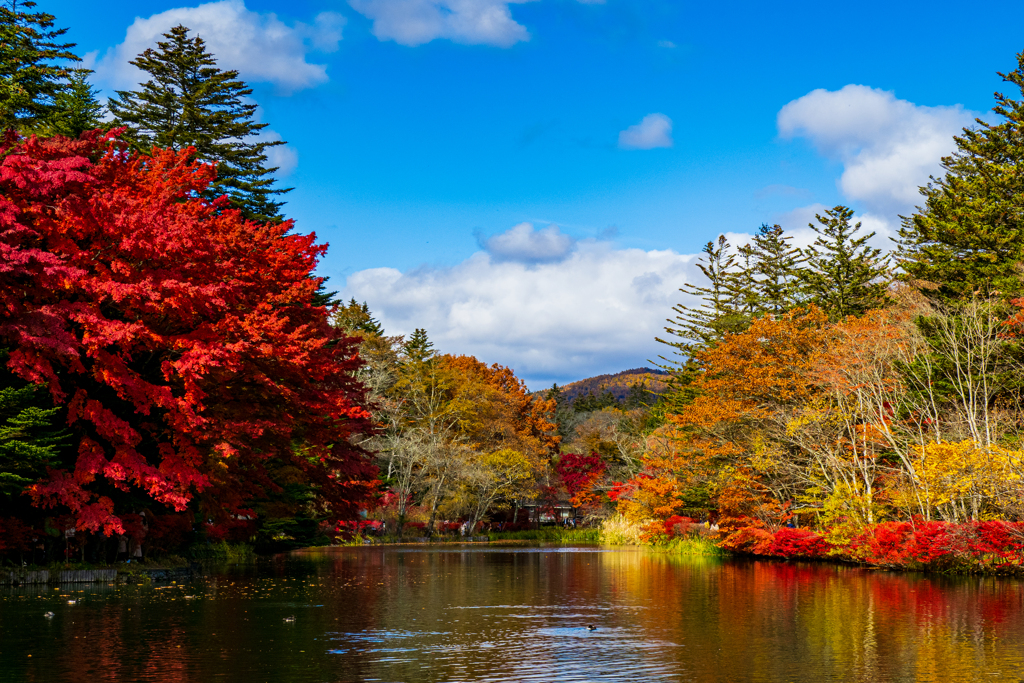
left=0, top=0, right=78, bottom=132
left=657, top=235, right=744, bottom=363
left=0, top=352, right=67, bottom=500
left=800, top=206, right=889, bottom=320
left=752, top=223, right=804, bottom=315
left=108, top=25, right=288, bottom=222
left=44, top=69, right=103, bottom=137
left=896, top=51, right=1024, bottom=303
left=404, top=328, right=435, bottom=363
left=333, top=299, right=385, bottom=337
left=733, top=242, right=762, bottom=320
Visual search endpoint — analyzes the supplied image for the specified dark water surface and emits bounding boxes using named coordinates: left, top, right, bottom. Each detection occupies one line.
left=3, top=545, right=1024, bottom=682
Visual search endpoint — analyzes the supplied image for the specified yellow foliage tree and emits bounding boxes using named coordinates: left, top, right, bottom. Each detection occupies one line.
left=909, top=440, right=1024, bottom=522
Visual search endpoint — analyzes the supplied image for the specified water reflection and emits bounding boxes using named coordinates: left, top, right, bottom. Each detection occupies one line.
left=2, top=546, right=1023, bottom=682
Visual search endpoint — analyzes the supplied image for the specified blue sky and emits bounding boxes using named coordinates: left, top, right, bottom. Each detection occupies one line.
left=57, top=0, right=1024, bottom=387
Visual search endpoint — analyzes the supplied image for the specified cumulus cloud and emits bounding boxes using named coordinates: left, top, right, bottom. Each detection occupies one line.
left=342, top=239, right=701, bottom=386
left=477, top=222, right=575, bottom=263
left=347, top=0, right=535, bottom=47
left=261, top=129, right=299, bottom=177
left=618, top=113, right=673, bottom=150
left=86, top=0, right=344, bottom=93
left=777, top=84, right=978, bottom=217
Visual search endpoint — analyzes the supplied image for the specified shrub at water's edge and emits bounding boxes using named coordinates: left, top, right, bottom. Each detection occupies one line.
left=188, top=541, right=257, bottom=564
left=652, top=535, right=724, bottom=555
left=601, top=515, right=645, bottom=545
left=486, top=528, right=601, bottom=543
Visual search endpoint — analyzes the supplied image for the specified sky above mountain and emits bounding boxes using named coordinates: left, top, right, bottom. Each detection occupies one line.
left=61, top=0, right=1024, bottom=387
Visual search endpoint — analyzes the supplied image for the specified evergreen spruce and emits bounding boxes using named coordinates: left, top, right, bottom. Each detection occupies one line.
left=404, top=328, right=435, bottom=363
left=45, top=69, right=103, bottom=137
left=733, top=242, right=761, bottom=320
left=0, top=0, right=78, bottom=132
left=333, top=299, right=385, bottom=337
left=0, top=353, right=67, bottom=499
left=108, top=25, right=289, bottom=222
left=657, top=235, right=744, bottom=365
left=751, top=223, right=804, bottom=315
left=800, top=205, right=889, bottom=320
left=896, top=52, right=1024, bottom=303
left=572, top=389, right=619, bottom=414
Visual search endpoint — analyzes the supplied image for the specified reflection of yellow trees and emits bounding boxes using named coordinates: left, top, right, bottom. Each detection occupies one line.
left=607, top=552, right=1024, bottom=682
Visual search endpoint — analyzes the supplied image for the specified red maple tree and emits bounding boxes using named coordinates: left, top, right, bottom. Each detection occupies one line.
left=0, top=130, right=376, bottom=534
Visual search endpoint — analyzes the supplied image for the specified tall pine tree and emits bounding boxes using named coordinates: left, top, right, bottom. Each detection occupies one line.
left=0, top=0, right=78, bottom=132
left=800, top=206, right=889, bottom=320
left=108, top=25, right=288, bottom=222
left=658, top=235, right=745, bottom=360
left=333, top=299, right=385, bottom=337
left=897, top=51, right=1024, bottom=303
left=45, top=69, right=104, bottom=137
left=404, top=328, right=435, bottom=363
left=751, top=223, right=804, bottom=315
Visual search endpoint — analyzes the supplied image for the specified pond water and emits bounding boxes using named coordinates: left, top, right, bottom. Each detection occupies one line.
left=3, top=545, right=1024, bottom=682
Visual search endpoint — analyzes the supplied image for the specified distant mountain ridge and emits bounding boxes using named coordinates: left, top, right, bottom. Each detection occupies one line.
left=549, top=368, right=670, bottom=403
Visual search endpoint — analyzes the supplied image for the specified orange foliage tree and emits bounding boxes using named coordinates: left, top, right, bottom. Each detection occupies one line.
left=618, top=307, right=830, bottom=529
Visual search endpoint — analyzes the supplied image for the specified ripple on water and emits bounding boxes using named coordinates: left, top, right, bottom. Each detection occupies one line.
left=327, top=608, right=688, bottom=683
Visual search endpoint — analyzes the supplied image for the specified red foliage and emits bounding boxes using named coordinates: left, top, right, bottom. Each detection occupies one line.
left=0, top=517, right=36, bottom=553
left=554, top=452, right=607, bottom=507
left=147, top=514, right=193, bottom=554
left=331, top=519, right=383, bottom=541
left=204, top=516, right=257, bottom=543
left=663, top=515, right=696, bottom=538
left=607, top=480, right=627, bottom=502
left=0, top=131, right=376, bottom=534
left=718, top=520, right=1024, bottom=571
left=720, top=526, right=775, bottom=554
left=846, top=520, right=1024, bottom=570
left=768, top=528, right=832, bottom=558
left=847, top=521, right=915, bottom=565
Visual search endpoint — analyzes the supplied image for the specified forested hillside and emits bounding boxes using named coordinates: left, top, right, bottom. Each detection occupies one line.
left=547, top=369, right=668, bottom=404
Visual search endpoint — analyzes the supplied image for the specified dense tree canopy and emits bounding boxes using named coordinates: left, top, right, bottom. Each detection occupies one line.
left=0, top=131, right=375, bottom=534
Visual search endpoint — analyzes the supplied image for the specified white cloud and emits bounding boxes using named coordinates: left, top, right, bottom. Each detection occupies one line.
left=347, top=0, right=536, bottom=47
left=618, top=113, right=673, bottom=150
left=656, top=40, right=676, bottom=48
left=478, top=222, right=575, bottom=263
left=343, top=238, right=701, bottom=386
left=86, top=0, right=344, bottom=93
left=777, top=84, right=978, bottom=217
left=261, top=130, right=299, bottom=177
